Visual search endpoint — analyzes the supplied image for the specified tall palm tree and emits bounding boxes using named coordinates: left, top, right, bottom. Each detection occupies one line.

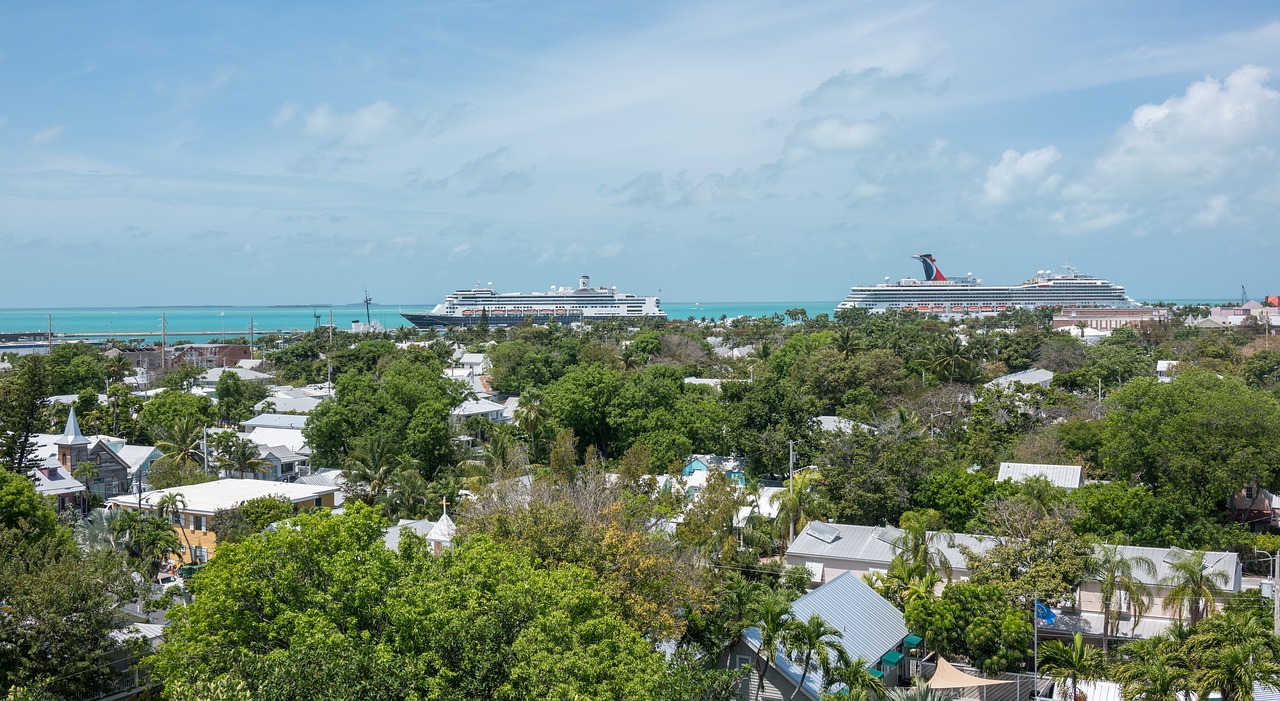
left=154, top=491, right=193, bottom=564
left=512, top=389, right=548, bottom=463
left=1160, top=550, right=1230, bottom=625
left=1089, top=544, right=1156, bottom=651
left=342, top=433, right=406, bottom=504
left=1039, top=632, right=1106, bottom=701
left=782, top=614, right=845, bottom=701
left=771, top=471, right=830, bottom=544
left=894, top=519, right=953, bottom=582
left=103, top=354, right=133, bottom=384
left=378, top=468, right=430, bottom=520
left=715, top=573, right=767, bottom=658
left=834, top=328, right=864, bottom=360
left=215, top=436, right=273, bottom=479
left=1110, top=636, right=1191, bottom=701
left=751, top=593, right=795, bottom=694
left=153, top=415, right=206, bottom=471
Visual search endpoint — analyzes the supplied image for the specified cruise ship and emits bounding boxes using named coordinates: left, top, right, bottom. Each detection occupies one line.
left=402, top=276, right=666, bottom=328
left=836, top=254, right=1139, bottom=316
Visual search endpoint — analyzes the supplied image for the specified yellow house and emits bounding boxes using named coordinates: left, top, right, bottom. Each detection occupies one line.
left=107, top=478, right=339, bottom=563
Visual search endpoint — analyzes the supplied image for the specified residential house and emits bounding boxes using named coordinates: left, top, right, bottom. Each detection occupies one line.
left=170, top=344, right=251, bottom=369
left=242, top=414, right=307, bottom=432
left=985, top=368, right=1055, bottom=390
left=253, top=395, right=323, bottom=414
left=450, top=398, right=508, bottom=425
left=295, top=469, right=346, bottom=507
left=197, top=366, right=271, bottom=389
left=734, top=571, right=917, bottom=699
left=997, top=462, right=1084, bottom=491
left=784, top=522, right=1241, bottom=644
left=1230, top=482, right=1280, bottom=529
left=458, top=352, right=490, bottom=374
left=107, top=478, right=340, bottom=563
left=1156, top=360, right=1180, bottom=383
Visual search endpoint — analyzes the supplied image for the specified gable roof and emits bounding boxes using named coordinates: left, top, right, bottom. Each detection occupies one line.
left=743, top=572, right=910, bottom=699
left=997, top=462, right=1084, bottom=490
left=242, top=413, right=307, bottom=430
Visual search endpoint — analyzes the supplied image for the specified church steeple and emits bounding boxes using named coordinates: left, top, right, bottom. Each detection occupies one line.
left=55, top=407, right=91, bottom=470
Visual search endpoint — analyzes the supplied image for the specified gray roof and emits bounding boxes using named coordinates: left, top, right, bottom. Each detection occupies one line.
left=55, top=407, right=91, bottom=447
left=254, top=396, right=323, bottom=414
left=383, top=518, right=436, bottom=550
left=243, top=413, right=308, bottom=430
left=985, top=367, right=1055, bottom=389
left=788, top=522, right=985, bottom=572
left=788, top=522, right=1240, bottom=591
left=997, top=462, right=1084, bottom=490
left=114, top=444, right=161, bottom=471
left=743, top=572, right=909, bottom=699
left=451, top=398, right=506, bottom=417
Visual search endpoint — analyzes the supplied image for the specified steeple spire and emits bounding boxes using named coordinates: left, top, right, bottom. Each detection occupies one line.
left=55, top=407, right=90, bottom=447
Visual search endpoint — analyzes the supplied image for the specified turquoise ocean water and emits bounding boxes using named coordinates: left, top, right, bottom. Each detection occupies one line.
left=0, top=298, right=1231, bottom=340
left=0, top=302, right=838, bottom=339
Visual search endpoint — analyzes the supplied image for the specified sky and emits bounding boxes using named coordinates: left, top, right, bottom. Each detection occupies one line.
left=3, top=0, right=1280, bottom=306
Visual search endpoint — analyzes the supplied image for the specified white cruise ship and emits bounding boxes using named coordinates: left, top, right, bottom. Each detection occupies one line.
left=402, top=276, right=665, bottom=328
left=836, top=254, right=1139, bottom=316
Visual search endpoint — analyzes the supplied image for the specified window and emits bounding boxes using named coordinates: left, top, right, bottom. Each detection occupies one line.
left=172, top=512, right=183, bottom=526
left=193, top=515, right=206, bottom=532
left=313, top=498, right=322, bottom=507
left=1246, top=485, right=1257, bottom=500
left=194, top=546, right=208, bottom=564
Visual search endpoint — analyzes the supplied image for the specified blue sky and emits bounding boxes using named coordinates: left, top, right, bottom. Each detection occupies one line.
left=3, top=1, right=1280, bottom=306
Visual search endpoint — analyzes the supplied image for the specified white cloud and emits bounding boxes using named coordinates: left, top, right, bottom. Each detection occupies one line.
left=982, top=146, right=1061, bottom=204
left=31, top=125, right=63, bottom=146
left=1097, top=65, right=1280, bottom=183
left=781, top=114, right=886, bottom=164
left=1190, top=194, right=1232, bottom=227
left=272, top=102, right=298, bottom=127
left=301, top=100, right=466, bottom=147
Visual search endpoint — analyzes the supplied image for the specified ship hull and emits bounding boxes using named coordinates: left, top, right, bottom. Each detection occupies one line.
left=401, top=311, right=666, bottom=329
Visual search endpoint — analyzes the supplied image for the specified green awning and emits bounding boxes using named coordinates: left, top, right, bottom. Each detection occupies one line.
left=881, top=650, right=905, bottom=666
left=867, top=669, right=884, bottom=679
left=902, top=633, right=923, bottom=648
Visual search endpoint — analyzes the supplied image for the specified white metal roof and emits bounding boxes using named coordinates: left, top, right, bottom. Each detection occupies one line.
left=997, top=462, right=1084, bottom=490
left=107, top=478, right=337, bottom=515
left=242, top=414, right=307, bottom=430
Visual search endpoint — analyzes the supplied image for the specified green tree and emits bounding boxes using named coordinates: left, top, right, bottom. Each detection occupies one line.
left=1039, top=632, right=1106, bottom=701
left=155, top=491, right=194, bottom=564
left=750, top=593, right=794, bottom=694
left=782, top=614, right=844, bottom=701
left=904, top=581, right=1032, bottom=675
left=0, top=355, right=51, bottom=473
left=1099, top=370, right=1280, bottom=517
left=1188, top=610, right=1280, bottom=701
left=215, top=435, right=272, bottom=479
left=1088, top=544, right=1155, bottom=650
left=137, top=389, right=214, bottom=442
left=150, top=414, right=213, bottom=489
left=214, top=370, right=269, bottom=426
left=111, top=509, right=182, bottom=575
left=1110, top=636, right=1191, bottom=701
left=512, top=388, right=549, bottom=463
left=771, top=470, right=831, bottom=544
left=342, top=432, right=410, bottom=505
left=208, top=494, right=295, bottom=544
left=1161, top=549, right=1230, bottom=625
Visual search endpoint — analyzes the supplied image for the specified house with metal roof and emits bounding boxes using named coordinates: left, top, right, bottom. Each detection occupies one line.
left=997, top=462, right=1084, bottom=491
left=984, top=367, right=1055, bottom=390
left=737, top=572, right=918, bottom=699
left=242, top=413, right=308, bottom=431
left=785, top=522, right=1241, bottom=644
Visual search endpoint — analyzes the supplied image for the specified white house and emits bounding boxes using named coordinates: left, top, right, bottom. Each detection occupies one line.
left=997, top=462, right=1084, bottom=491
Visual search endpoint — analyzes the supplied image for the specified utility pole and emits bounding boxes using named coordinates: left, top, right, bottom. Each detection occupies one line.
left=788, top=440, right=797, bottom=542
left=160, top=312, right=167, bottom=370
left=249, top=315, right=254, bottom=356
left=46, top=314, right=52, bottom=352
left=1273, top=553, right=1279, bottom=637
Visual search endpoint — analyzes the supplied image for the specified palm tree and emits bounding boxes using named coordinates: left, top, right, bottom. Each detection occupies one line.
left=1088, top=544, right=1156, bottom=651
left=887, top=678, right=950, bottom=701
left=74, top=507, right=124, bottom=550
left=342, top=433, right=407, bottom=504
left=513, top=389, right=548, bottom=463
left=1039, top=632, right=1106, bottom=701
left=73, top=462, right=100, bottom=510
left=894, top=518, right=953, bottom=582
left=771, top=471, right=830, bottom=544
left=824, top=652, right=886, bottom=699
left=1161, top=550, right=1230, bottom=625
left=923, top=335, right=973, bottom=383
left=751, top=593, right=795, bottom=694
left=1111, top=636, right=1191, bottom=701
left=103, top=354, right=133, bottom=384
left=111, top=509, right=182, bottom=575
left=1187, top=610, right=1280, bottom=701
left=377, top=468, right=430, bottom=520
left=834, top=328, right=864, bottom=360
left=153, top=415, right=206, bottom=471
left=715, top=573, right=767, bottom=658
left=782, top=614, right=845, bottom=701
left=215, top=435, right=273, bottom=479
left=155, top=491, right=193, bottom=564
